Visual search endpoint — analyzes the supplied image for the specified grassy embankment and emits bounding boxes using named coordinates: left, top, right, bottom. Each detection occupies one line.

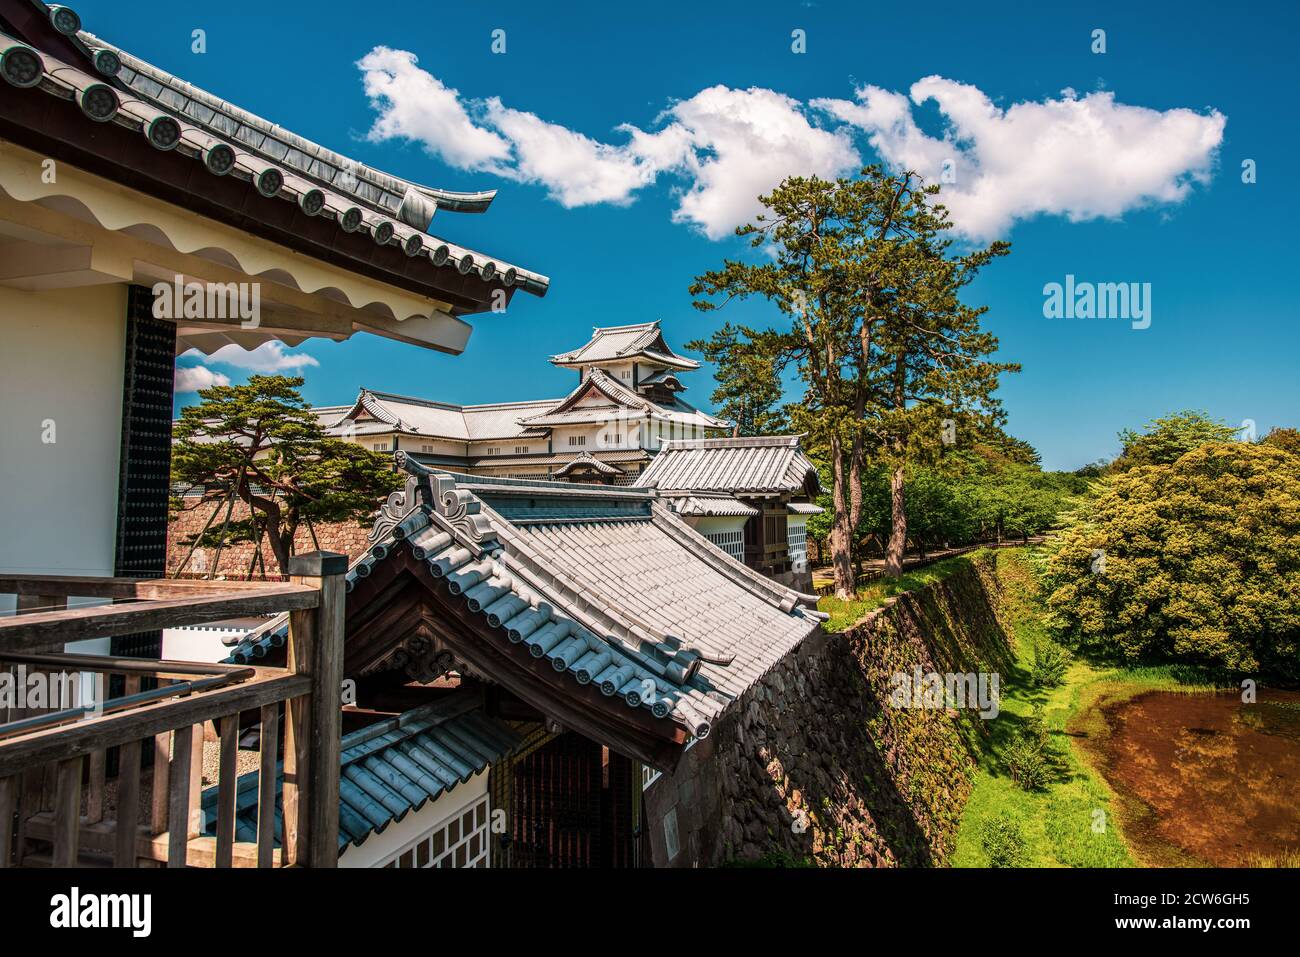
left=951, top=548, right=1229, bottom=868
left=817, top=555, right=975, bottom=633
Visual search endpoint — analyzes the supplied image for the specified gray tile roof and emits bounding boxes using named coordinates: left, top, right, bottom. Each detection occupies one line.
left=226, top=456, right=825, bottom=740
left=199, top=701, right=518, bottom=854
left=329, top=390, right=559, bottom=442
left=550, top=322, right=700, bottom=370
left=639, top=369, right=686, bottom=391
left=553, top=451, right=623, bottom=477
left=0, top=12, right=547, bottom=296
left=517, top=368, right=727, bottom=430
left=636, top=435, right=823, bottom=497
left=667, top=495, right=761, bottom=518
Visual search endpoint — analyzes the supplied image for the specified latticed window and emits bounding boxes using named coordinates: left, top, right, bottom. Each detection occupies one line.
left=705, top=529, right=744, bottom=562
left=788, top=523, right=808, bottom=567
left=380, top=793, right=491, bottom=868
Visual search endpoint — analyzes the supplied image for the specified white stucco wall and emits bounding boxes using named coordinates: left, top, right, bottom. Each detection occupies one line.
left=0, top=284, right=126, bottom=653
left=686, top=515, right=748, bottom=537
left=338, top=770, right=490, bottom=868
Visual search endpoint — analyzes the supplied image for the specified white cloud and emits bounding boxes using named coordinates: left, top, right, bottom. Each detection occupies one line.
left=357, top=50, right=1224, bottom=241
left=358, top=49, right=858, bottom=238
left=481, top=98, right=685, bottom=207
left=182, top=342, right=319, bottom=373
left=174, top=365, right=230, bottom=393
left=358, top=47, right=512, bottom=171
left=816, top=77, right=1226, bottom=239
left=666, top=86, right=860, bottom=239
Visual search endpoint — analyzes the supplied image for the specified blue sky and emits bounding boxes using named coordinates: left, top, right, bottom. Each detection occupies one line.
left=81, top=0, right=1298, bottom=470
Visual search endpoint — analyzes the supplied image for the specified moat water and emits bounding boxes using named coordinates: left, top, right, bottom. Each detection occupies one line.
left=1099, top=689, right=1300, bottom=866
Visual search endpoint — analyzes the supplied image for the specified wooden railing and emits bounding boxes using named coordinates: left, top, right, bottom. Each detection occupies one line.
left=0, top=551, right=345, bottom=868
left=811, top=539, right=1044, bottom=596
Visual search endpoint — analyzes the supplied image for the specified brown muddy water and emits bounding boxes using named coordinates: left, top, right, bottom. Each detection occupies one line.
left=1099, top=689, right=1300, bottom=866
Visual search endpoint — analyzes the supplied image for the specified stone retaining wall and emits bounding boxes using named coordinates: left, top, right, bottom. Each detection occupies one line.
left=168, top=498, right=372, bottom=578
left=642, top=551, right=1016, bottom=867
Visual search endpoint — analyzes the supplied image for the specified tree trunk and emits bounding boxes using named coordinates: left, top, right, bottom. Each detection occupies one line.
left=829, top=434, right=855, bottom=599
left=885, top=463, right=906, bottom=578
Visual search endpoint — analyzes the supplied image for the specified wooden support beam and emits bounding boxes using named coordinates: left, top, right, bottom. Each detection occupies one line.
left=256, top=703, right=279, bottom=869
left=52, top=757, right=82, bottom=867
left=150, top=731, right=170, bottom=838
left=0, top=774, right=15, bottom=867
left=283, top=551, right=346, bottom=868
left=115, top=701, right=142, bottom=866
left=215, top=715, right=238, bottom=868
left=85, top=749, right=106, bottom=825
left=167, top=726, right=193, bottom=868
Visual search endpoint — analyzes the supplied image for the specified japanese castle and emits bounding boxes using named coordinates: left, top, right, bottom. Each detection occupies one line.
left=321, top=322, right=823, bottom=587
left=321, top=321, right=728, bottom=485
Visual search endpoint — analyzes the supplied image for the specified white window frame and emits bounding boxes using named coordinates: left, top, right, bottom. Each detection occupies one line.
left=377, top=791, right=491, bottom=869
left=788, top=521, right=808, bottom=570
left=705, top=528, right=744, bottom=562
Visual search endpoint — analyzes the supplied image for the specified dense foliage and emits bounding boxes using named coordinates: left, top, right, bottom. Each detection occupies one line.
left=172, top=375, right=401, bottom=575
left=1109, top=410, right=1239, bottom=472
left=806, top=438, right=1086, bottom=560
left=1042, top=441, right=1300, bottom=680
left=687, top=167, right=1013, bottom=595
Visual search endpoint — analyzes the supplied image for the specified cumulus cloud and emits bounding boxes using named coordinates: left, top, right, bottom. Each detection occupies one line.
left=357, top=50, right=1224, bottom=241
left=816, top=77, right=1226, bottom=239
left=667, top=87, right=861, bottom=239
left=181, top=342, right=320, bottom=373
left=359, top=50, right=859, bottom=238
left=481, top=98, right=686, bottom=207
left=174, top=365, right=230, bottom=393
left=359, top=47, right=512, bottom=171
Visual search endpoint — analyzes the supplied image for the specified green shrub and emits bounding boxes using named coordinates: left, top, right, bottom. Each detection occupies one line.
left=1042, top=441, right=1300, bottom=681
left=980, top=814, right=1027, bottom=867
left=1030, top=638, right=1071, bottom=687
left=1004, top=705, right=1053, bottom=791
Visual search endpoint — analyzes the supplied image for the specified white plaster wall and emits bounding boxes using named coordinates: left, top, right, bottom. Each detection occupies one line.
left=338, top=770, right=488, bottom=868
left=0, top=284, right=127, bottom=654
left=161, top=627, right=246, bottom=663
left=685, top=515, right=748, bottom=537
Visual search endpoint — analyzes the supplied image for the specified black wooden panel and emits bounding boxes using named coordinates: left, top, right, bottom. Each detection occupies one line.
left=111, top=285, right=175, bottom=660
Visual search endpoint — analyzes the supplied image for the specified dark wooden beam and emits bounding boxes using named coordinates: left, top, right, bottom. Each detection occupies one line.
left=0, top=586, right=320, bottom=653
left=0, top=674, right=309, bottom=775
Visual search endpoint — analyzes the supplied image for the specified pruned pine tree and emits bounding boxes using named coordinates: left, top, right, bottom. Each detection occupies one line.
left=689, top=167, right=1014, bottom=595
left=171, top=375, right=401, bottom=576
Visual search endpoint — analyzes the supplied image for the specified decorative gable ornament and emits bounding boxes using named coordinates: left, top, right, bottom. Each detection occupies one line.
left=370, top=452, right=497, bottom=553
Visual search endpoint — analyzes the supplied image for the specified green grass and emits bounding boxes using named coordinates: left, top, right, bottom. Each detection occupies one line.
left=950, top=548, right=1229, bottom=868
left=817, top=555, right=974, bottom=633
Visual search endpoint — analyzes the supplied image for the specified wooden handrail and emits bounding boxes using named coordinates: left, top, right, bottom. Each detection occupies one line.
left=0, top=672, right=308, bottom=775
left=0, top=585, right=319, bottom=653
left=0, top=574, right=305, bottom=599
left=0, top=552, right=345, bottom=868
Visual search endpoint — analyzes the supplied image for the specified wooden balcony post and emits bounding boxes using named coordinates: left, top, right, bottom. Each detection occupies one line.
left=283, top=551, right=345, bottom=868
